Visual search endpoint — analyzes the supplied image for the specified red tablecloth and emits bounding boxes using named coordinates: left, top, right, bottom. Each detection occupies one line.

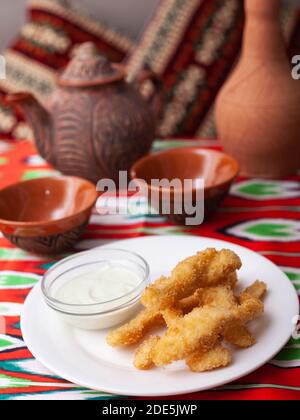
left=0, top=139, right=299, bottom=400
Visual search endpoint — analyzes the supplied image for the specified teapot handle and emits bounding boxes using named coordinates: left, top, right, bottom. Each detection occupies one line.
left=135, top=65, right=163, bottom=119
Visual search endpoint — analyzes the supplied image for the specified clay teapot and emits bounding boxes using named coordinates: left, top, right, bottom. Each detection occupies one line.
left=7, top=42, right=159, bottom=184
left=216, top=0, right=300, bottom=178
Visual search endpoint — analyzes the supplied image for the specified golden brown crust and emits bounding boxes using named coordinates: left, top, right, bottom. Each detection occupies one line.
left=224, top=322, right=256, bottom=348
left=106, top=248, right=267, bottom=374
left=178, top=288, right=204, bottom=313
left=152, top=306, right=231, bottom=366
left=161, top=307, right=183, bottom=327
left=106, top=309, right=164, bottom=347
left=186, top=343, right=231, bottom=372
left=141, top=248, right=242, bottom=311
left=239, top=280, right=267, bottom=302
left=151, top=289, right=263, bottom=367
left=134, top=336, right=160, bottom=370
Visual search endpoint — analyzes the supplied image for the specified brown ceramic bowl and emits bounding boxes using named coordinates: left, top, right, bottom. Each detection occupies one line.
left=130, top=147, right=239, bottom=225
left=0, top=176, right=97, bottom=255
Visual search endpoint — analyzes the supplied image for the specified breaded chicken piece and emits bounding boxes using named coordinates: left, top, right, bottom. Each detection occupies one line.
left=107, top=281, right=266, bottom=350
left=106, top=309, right=164, bottom=347
left=239, top=280, right=267, bottom=302
left=151, top=292, right=263, bottom=366
left=177, top=288, right=204, bottom=313
left=134, top=336, right=160, bottom=370
left=224, top=322, right=256, bottom=348
left=141, top=249, right=242, bottom=311
left=152, top=305, right=232, bottom=366
left=201, top=285, right=237, bottom=309
left=107, top=292, right=203, bottom=348
left=237, top=293, right=264, bottom=324
left=224, top=281, right=266, bottom=348
left=177, top=277, right=236, bottom=313
left=200, top=285, right=259, bottom=348
left=201, top=284, right=259, bottom=348
left=161, top=307, right=183, bottom=327
left=107, top=286, right=220, bottom=348
left=186, top=343, right=231, bottom=372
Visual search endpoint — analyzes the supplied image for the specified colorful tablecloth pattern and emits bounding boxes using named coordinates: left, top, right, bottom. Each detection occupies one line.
left=0, top=139, right=299, bottom=400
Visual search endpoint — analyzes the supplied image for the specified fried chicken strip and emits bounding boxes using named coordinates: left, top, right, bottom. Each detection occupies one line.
left=239, top=280, right=267, bottom=302
left=151, top=289, right=263, bottom=367
left=107, top=287, right=209, bottom=348
left=107, top=280, right=267, bottom=349
left=223, top=281, right=267, bottom=348
left=106, top=309, right=164, bottom=347
left=141, top=249, right=241, bottom=311
left=186, top=343, right=231, bottom=372
left=177, top=288, right=204, bottom=313
left=161, top=307, right=183, bottom=327
left=224, top=322, right=256, bottom=348
left=134, top=336, right=160, bottom=370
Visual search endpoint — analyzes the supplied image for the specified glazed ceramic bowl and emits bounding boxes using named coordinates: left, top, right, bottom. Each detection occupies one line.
left=0, top=176, right=97, bottom=255
left=130, top=147, right=239, bottom=225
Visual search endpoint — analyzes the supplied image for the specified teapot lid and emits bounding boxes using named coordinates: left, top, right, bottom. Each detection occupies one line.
left=58, top=42, right=125, bottom=87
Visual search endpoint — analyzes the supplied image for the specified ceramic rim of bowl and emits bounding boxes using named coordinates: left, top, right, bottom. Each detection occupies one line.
left=130, top=147, right=239, bottom=193
left=0, top=176, right=98, bottom=230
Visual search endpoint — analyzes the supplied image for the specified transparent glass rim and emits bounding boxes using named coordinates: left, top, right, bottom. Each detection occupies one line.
left=41, top=248, right=149, bottom=314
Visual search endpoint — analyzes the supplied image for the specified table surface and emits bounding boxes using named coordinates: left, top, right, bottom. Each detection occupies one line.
left=0, top=139, right=299, bottom=400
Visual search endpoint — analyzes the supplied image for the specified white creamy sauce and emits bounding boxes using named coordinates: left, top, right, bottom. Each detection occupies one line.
left=54, top=264, right=141, bottom=305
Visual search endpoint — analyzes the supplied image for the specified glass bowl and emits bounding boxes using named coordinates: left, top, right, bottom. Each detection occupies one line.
left=41, top=248, right=149, bottom=330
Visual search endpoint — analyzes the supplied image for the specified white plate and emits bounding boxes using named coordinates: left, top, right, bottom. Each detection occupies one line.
left=21, top=235, right=299, bottom=397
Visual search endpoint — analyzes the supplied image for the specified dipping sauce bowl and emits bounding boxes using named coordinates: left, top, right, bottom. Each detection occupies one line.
left=41, top=248, right=149, bottom=330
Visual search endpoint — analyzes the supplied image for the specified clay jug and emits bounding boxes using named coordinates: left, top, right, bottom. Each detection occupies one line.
left=216, top=0, right=300, bottom=178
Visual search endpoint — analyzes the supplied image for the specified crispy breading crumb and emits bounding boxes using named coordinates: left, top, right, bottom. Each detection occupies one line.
left=134, top=336, right=160, bottom=370
left=186, top=343, right=231, bottom=372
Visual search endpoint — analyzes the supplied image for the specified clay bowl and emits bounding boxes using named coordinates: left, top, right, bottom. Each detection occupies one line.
left=0, top=176, right=97, bottom=255
left=130, top=147, right=239, bottom=225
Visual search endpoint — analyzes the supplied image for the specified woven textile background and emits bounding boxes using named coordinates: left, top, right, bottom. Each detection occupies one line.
left=2, top=0, right=300, bottom=141
left=0, top=0, right=133, bottom=141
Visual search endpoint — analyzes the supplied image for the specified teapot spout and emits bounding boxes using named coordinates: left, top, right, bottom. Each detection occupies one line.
left=6, top=92, right=53, bottom=162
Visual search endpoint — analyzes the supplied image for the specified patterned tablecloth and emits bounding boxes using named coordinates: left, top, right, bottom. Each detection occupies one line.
left=0, top=139, right=300, bottom=400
